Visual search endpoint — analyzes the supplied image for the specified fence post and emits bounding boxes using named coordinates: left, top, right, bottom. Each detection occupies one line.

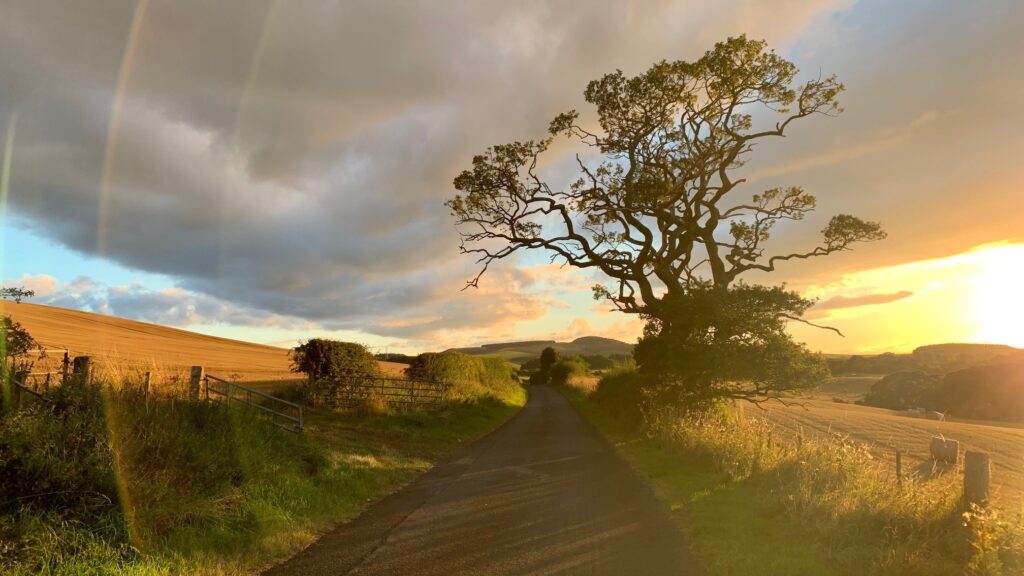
left=72, top=356, right=92, bottom=382
left=189, top=366, right=205, bottom=400
left=61, top=351, right=70, bottom=384
left=964, top=451, right=991, bottom=505
left=143, top=371, right=151, bottom=398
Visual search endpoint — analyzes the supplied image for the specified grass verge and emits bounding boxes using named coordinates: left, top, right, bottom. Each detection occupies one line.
left=559, top=383, right=1023, bottom=576
left=1, top=378, right=525, bottom=575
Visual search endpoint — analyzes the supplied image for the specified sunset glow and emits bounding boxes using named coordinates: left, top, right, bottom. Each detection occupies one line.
left=791, top=243, right=1024, bottom=353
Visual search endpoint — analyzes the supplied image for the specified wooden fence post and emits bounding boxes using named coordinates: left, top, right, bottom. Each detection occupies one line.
left=189, top=366, right=205, bottom=400
left=143, top=371, right=152, bottom=398
left=61, top=351, right=70, bottom=384
left=72, top=356, right=92, bottom=382
left=964, top=451, right=991, bottom=505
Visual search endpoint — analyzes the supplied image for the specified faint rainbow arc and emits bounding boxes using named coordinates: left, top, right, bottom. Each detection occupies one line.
left=97, top=0, right=150, bottom=257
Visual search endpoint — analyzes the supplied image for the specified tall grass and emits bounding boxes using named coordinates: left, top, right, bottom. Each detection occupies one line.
left=1, top=369, right=525, bottom=575
left=576, top=368, right=1023, bottom=575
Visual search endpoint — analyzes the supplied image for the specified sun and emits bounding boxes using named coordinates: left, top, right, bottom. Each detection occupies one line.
left=971, top=244, right=1024, bottom=348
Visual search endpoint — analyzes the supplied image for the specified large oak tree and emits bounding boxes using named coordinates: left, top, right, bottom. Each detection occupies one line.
left=448, top=37, right=885, bottom=407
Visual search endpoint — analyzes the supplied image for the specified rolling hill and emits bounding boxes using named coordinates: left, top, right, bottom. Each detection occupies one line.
left=448, top=336, right=634, bottom=364
left=1, top=301, right=405, bottom=384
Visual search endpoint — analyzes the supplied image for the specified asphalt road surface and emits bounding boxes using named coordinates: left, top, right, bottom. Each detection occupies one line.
left=264, top=386, right=702, bottom=576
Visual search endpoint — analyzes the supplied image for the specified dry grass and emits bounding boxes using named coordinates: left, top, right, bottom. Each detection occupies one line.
left=757, top=398, right=1024, bottom=506
left=2, top=301, right=406, bottom=386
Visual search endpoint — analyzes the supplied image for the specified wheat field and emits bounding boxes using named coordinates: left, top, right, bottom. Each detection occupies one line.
left=2, top=301, right=406, bottom=385
left=757, top=396, right=1024, bottom=505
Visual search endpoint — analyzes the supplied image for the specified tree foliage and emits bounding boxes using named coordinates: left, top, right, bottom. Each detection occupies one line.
left=290, top=339, right=378, bottom=381
left=448, top=36, right=885, bottom=407
left=634, top=283, right=829, bottom=406
left=0, top=286, right=34, bottom=304
left=1, top=316, right=38, bottom=363
left=539, top=347, right=558, bottom=371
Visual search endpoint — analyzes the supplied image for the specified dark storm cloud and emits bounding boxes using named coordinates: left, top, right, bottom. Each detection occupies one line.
left=7, top=0, right=1019, bottom=341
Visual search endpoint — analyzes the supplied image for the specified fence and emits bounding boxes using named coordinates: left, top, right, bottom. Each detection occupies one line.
left=312, top=375, right=448, bottom=409
left=203, top=373, right=304, bottom=432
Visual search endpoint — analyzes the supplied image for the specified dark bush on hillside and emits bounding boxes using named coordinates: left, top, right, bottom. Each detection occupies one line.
left=862, top=371, right=939, bottom=410
left=406, top=352, right=520, bottom=403
left=291, top=339, right=378, bottom=381
left=548, top=356, right=590, bottom=386
left=590, top=366, right=648, bottom=430
left=932, top=363, right=1024, bottom=422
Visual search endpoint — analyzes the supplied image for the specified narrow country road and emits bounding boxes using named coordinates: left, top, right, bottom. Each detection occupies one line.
left=264, top=386, right=703, bottom=576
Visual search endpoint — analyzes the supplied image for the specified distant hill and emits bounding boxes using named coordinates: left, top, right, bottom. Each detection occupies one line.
left=448, top=336, right=634, bottom=364
left=828, top=342, right=1024, bottom=376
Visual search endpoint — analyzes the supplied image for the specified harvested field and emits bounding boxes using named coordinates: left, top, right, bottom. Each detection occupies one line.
left=2, top=301, right=406, bottom=385
left=756, top=397, right=1024, bottom=505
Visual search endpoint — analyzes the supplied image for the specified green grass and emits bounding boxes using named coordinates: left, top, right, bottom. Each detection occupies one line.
left=560, top=384, right=1023, bottom=576
left=1, top=377, right=525, bottom=576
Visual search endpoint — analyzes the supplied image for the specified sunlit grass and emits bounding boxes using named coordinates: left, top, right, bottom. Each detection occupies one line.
left=0, top=373, right=525, bottom=575
left=561, top=382, right=1023, bottom=576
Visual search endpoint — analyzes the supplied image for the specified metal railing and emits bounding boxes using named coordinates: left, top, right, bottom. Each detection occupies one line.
left=314, top=375, right=448, bottom=408
left=204, top=375, right=304, bottom=432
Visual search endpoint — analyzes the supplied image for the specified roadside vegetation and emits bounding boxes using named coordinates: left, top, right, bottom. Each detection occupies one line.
left=1, top=325, right=524, bottom=575
left=558, top=367, right=1023, bottom=576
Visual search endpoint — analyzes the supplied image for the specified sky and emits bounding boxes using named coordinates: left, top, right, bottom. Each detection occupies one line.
left=1, top=0, right=1022, bottom=354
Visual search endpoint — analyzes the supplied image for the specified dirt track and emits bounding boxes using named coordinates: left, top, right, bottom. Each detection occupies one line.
left=264, top=386, right=702, bottom=576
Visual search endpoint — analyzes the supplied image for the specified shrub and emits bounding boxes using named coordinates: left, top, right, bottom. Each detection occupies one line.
left=548, top=356, right=590, bottom=386
left=406, top=352, right=520, bottom=403
left=590, top=365, right=647, bottom=431
left=290, top=339, right=378, bottom=381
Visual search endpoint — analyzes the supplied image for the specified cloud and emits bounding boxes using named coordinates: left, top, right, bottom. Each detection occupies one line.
left=1, top=0, right=848, bottom=342
left=813, top=290, right=914, bottom=311
left=8, top=273, right=310, bottom=329
left=4, top=0, right=1021, bottom=349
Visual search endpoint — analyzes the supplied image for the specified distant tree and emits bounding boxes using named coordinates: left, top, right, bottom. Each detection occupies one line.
left=862, top=371, right=938, bottom=410
left=539, top=347, right=558, bottom=372
left=290, top=339, right=378, bottom=381
left=0, top=287, right=34, bottom=303
left=448, top=36, right=884, bottom=408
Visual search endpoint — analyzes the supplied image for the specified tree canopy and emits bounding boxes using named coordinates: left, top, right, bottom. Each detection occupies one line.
left=448, top=36, right=886, bottom=407
left=290, top=339, right=378, bottom=381
left=447, top=36, right=884, bottom=315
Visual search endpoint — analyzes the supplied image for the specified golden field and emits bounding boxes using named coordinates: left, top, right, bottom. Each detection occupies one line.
left=2, top=301, right=406, bottom=385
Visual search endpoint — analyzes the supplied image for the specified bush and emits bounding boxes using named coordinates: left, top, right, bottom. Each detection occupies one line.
left=548, top=356, right=589, bottom=386
left=590, top=365, right=647, bottom=431
left=405, top=352, right=520, bottom=403
left=863, top=370, right=939, bottom=410
left=290, top=339, right=378, bottom=381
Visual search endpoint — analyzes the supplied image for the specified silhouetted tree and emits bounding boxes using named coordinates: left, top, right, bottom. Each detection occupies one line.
left=449, top=36, right=885, bottom=407
left=539, top=347, right=558, bottom=372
